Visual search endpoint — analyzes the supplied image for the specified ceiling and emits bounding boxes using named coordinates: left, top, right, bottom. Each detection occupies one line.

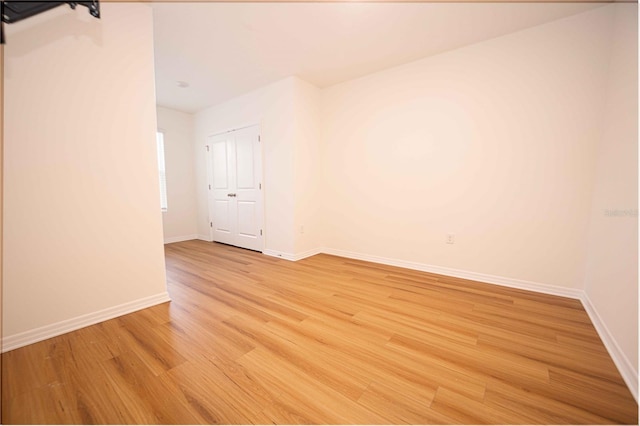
left=152, top=2, right=603, bottom=114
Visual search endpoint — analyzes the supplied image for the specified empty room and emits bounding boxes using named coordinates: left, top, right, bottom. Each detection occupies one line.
left=1, top=1, right=638, bottom=424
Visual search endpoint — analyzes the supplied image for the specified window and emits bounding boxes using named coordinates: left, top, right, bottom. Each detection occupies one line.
left=156, top=131, right=168, bottom=212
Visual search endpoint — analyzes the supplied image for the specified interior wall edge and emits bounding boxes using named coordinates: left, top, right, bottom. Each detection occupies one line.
left=0, top=292, right=172, bottom=353
left=581, top=292, right=639, bottom=402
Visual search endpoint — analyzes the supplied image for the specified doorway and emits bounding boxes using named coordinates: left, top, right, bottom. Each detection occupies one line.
left=206, top=125, right=264, bottom=252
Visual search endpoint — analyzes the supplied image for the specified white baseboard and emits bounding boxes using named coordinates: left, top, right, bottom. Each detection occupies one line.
left=263, top=248, right=322, bottom=262
left=293, top=248, right=324, bottom=261
left=2, top=292, right=172, bottom=353
left=321, top=247, right=583, bottom=300
left=263, top=250, right=297, bottom=261
left=581, top=293, right=638, bottom=402
left=197, top=234, right=212, bottom=241
left=164, top=234, right=199, bottom=244
left=262, top=249, right=282, bottom=259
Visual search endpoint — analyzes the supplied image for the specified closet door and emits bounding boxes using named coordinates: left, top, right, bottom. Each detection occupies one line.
left=207, top=125, right=263, bottom=251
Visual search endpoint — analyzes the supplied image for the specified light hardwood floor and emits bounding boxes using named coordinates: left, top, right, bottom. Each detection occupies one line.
left=2, top=240, right=638, bottom=424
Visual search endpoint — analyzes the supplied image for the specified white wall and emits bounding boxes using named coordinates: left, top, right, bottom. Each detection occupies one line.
left=3, top=4, right=169, bottom=347
left=157, top=106, right=198, bottom=243
left=293, top=78, right=323, bottom=255
left=195, top=77, right=298, bottom=256
left=583, top=4, right=638, bottom=396
left=320, top=7, right=613, bottom=291
left=194, top=76, right=323, bottom=258
left=0, top=42, right=4, bottom=358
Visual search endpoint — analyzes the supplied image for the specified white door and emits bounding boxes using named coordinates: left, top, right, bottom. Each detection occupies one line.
left=207, top=125, right=263, bottom=252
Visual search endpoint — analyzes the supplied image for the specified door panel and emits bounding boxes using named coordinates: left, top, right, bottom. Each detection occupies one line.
left=207, top=125, right=263, bottom=252
left=237, top=201, right=257, bottom=237
left=212, top=142, right=229, bottom=189
left=210, top=135, right=236, bottom=246
left=235, top=135, right=255, bottom=189
left=213, top=201, right=231, bottom=232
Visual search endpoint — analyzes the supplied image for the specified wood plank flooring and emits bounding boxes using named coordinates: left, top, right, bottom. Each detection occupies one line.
left=2, top=239, right=638, bottom=424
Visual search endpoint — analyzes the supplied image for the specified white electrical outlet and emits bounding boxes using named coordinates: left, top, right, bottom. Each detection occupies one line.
left=446, top=233, right=455, bottom=244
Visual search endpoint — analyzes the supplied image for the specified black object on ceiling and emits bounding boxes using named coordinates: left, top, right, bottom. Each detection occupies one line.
left=1, top=1, right=101, bottom=44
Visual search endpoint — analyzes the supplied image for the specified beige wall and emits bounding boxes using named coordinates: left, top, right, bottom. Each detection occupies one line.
left=157, top=106, right=198, bottom=242
left=3, top=4, right=168, bottom=340
left=320, top=7, right=612, bottom=290
left=584, top=4, right=638, bottom=393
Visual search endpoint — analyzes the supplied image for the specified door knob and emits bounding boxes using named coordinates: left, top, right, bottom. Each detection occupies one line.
left=227, top=193, right=237, bottom=197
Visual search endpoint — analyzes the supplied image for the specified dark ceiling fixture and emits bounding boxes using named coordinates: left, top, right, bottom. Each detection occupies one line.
left=1, top=1, right=101, bottom=44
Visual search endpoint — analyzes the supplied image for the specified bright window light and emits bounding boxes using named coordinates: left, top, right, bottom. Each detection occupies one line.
left=156, top=131, right=168, bottom=212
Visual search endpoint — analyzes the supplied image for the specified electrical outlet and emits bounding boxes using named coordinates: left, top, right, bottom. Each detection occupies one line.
left=299, top=225, right=305, bottom=235
left=446, top=233, right=455, bottom=244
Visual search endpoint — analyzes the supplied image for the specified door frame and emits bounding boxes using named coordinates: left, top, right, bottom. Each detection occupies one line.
left=205, top=123, right=265, bottom=252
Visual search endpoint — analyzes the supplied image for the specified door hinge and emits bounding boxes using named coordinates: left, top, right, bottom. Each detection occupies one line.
left=206, top=145, right=210, bottom=152
left=259, top=183, right=262, bottom=190
left=210, top=222, right=213, bottom=228
left=258, top=135, right=261, bottom=142
left=208, top=184, right=211, bottom=190
left=260, top=229, right=263, bottom=236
